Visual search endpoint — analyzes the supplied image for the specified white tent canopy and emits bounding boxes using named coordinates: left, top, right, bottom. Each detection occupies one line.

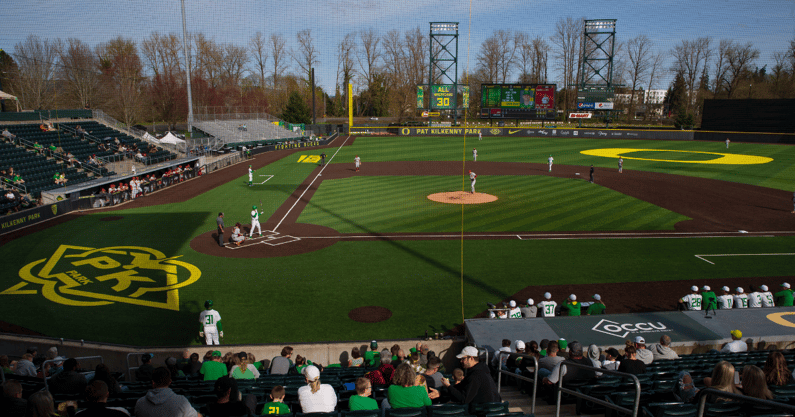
left=0, top=90, right=21, bottom=112
left=159, top=132, right=185, bottom=144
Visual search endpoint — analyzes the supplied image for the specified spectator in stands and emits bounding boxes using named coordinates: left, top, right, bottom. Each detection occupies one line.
left=632, top=336, right=653, bottom=364
left=186, top=352, right=202, bottom=377
left=775, top=282, right=793, bottom=306
left=587, top=344, right=601, bottom=364
left=77, top=380, right=130, bottom=416
left=364, top=350, right=395, bottom=386
left=91, top=363, right=122, bottom=395
left=442, top=346, right=501, bottom=405
left=0, top=355, right=14, bottom=374
left=388, top=362, right=438, bottom=408
left=763, top=351, right=793, bottom=386
left=586, top=294, right=606, bottom=315
left=519, top=298, right=537, bottom=318
left=12, top=173, right=24, bottom=185
left=136, top=354, right=155, bottom=382
left=717, top=286, right=734, bottom=309
left=262, top=385, right=290, bottom=414
left=348, top=347, right=364, bottom=367
left=270, top=346, right=293, bottom=375
left=650, top=335, right=680, bottom=361
left=39, top=123, right=48, bottom=132
left=422, top=358, right=444, bottom=391
left=14, top=352, right=36, bottom=377
left=537, top=340, right=564, bottom=379
left=43, top=347, right=64, bottom=377
left=229, top=352, right=259, bottom=380
left=135, top=367, right=200, bottom=417
left=48, top=143, right=57, bottom=156
left=165, top=357, right=184, bottom=380
left=721, top=330, right=747, bottom=353
left=200, top=351, right=227, bottom=382
left=1, top=380, right=26, bottom=417
left=298, top=365, right=337, bottom=413
left=205, top=376, right=253, bottom=417
left=76, top=125, right=86, bottom=139
left=49, top=358, right=87, bottom=395
left=543, top=342, right=599, bottom=386
left=33, top=141, right=43, bottom=154
left=1, top=128, right=16, bottom=142
left=491, top=339, right=512, bottom=369
left=703, top=361, right=741, bottom=402
left=674, top=371, right=699, bottom=403
left=26, top=390, right=58, bottom=417
left=740, top=365, right=774, bottom=400
left=601, top=348, right=621, bottom=371
left=678, top=286, right=703, bottom=311
left=362, top=341, right=380, bottom=368
left=617, top=345, right=646, bottom=375
left=222, top=352, right=235, bottom=372
left=349, top=377, right=377, bottom=411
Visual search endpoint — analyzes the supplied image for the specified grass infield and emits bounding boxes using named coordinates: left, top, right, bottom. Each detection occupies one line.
left=1, top=135, right=795, bottom=346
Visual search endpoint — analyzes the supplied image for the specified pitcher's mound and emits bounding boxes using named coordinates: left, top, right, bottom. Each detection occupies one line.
left=427, top=191, right=498, bottom=204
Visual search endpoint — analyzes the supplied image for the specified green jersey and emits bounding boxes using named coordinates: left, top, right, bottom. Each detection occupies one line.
left=231, top=365, right=256, bottom=379
left=701, top=291, right=717, bottom=310
left=261, top=402, right=290, bottom=415
left=563, top=301, right=581, bottom=316
left=349, top=395, right=379, bottom=411
left=775, top=289, right=793, bottom=307
left=200, top=360, right=227, bottom=381
left=586, top=302, right=606, bottom=315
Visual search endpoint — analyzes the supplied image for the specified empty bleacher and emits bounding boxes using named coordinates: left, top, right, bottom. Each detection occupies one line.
left=194, top=118, right=302, bottom=144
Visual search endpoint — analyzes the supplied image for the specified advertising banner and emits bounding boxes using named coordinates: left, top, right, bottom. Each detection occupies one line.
left=577, top=102, right=595, bottom=109
left=569, top=113, right=593, bottom=119
left=595, top=102, right=614, bottom=110
left=0, top=199, right=74, bottom=235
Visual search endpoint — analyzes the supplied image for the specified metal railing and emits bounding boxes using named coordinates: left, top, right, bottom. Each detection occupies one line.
left=126, top=352, right=152, bottom=382
left=696, top=387, right=795, bottom=416
left=553, top=361, right=642, bottom=417
left=1, top=175, right=27, bottom=194
left=43, top=355, right=104, bottom=391
left=494, top=351, right=539, bottom=415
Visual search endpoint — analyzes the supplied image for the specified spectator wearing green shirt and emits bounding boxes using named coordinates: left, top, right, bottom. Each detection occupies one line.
left=261, top=386, right=290, bottom=415
left=349, top=377, right=378, bottom=411
left=775, top=282, right=793, bottom=307
left=586, top=294, right=606, bottom=315
left=387, top=363, right=437, bottom=408
left=364, top=340, right=380, bottom=368
left=561, top=294, right=581, bottom=316
left=200, top=351, right=227, bottom=381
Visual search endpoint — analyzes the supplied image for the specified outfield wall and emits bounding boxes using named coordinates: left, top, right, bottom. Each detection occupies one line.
left=388, top=127, right=695, bottom=140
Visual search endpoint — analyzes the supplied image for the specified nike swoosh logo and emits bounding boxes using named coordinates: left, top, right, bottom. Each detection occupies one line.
left=509, top=130, right=521, bottom=134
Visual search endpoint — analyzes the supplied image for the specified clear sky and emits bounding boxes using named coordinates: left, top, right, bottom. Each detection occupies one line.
left=2, top=0, right=794, bottom=94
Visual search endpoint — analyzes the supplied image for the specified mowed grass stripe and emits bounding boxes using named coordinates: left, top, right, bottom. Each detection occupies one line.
left=298, top=176, right=687, bottom=233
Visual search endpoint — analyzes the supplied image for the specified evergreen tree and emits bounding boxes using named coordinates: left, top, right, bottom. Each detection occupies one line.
left=281, top=91, right=311, bottom=124
left=668, top=71, right=688, bottom=115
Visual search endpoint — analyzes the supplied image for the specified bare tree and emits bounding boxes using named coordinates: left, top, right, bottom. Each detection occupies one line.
left=11, top=34, right=59, bottom=109
left=269, top=33, right=288, bottom=89
left=497, top=30, right=518, bottom=83
left=248, top=31, right=269, bottom=89
left=357, top=28, right=382, bottom=87
left=95, top=36, right=145, bottom=127
left=645, top=51, right=666, bottom=120
left=193, top=33, right=223, bottom=89
left=140, top=32, right=183, bottom=77
left=724, top=42, right=759, bottom=98
left=531, top=36, right=550, bottom=83
left=515, top=32, right=533, bottom=83
left=624, top=35, right=653, bottom=120
left=476, top=34, right=501, bottom=83
left=220, top=43, right=248, bottom=88
left=336, top=32, right=357, bottom=112
left=56, top=38, right=100, bottom=109
left=771, top=51, right=794, bottom=98
left=551, top=17, right=583, bottom=113
left=670, top=37, right=711, bottom=113
left=293, top=29, right=319, bottom=85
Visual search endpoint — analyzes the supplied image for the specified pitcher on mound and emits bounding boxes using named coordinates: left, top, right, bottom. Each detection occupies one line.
left=469, top=170, right=477, bottom=194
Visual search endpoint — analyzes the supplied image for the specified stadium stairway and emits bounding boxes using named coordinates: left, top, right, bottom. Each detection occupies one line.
left=500, top=384, right=580, bottom=417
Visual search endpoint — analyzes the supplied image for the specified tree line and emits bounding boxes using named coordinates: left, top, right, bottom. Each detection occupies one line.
left=1, top=19, right=793, bottom=128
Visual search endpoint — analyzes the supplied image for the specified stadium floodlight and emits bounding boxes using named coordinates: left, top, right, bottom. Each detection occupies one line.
left=584, top=19, right=616, bottom=32
left=430, top=22, right=458, bottom=33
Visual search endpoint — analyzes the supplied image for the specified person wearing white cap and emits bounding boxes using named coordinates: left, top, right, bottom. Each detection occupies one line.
left=586, top=294, right=606, bottom=315
left=733, top=287, right=749, bottom=309
left=759, top=285, right=775, bottom=307
left=748, top=286, right=763, bottom=308
left=717, top=286, right=734, bottom=309
left=537, top=292, right=557, bottom=318
left=441, top=346, right=501, bottom=404
left=508, top=300, right=522, bottom=319
left=678, top=286, right=703, bottom=311
left=562, top=294, right=581, bottom=316
left=701, top=286, right=717, bottom=314
left=520, top=299, right=537, bottom=318
left=298, top=365, right=337, bottom=413
left=634, top=336, right=653, bottom=365
left=775, top=283, right=793, bottom=307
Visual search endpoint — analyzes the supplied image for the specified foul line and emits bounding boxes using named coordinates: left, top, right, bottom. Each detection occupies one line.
left=695, top=252, right=795, bottom=265
left=301, top=231, right=779, bottom=240
left=273, top=135, right=352, bottom=232
left=256, top=174, right=274, bottom=185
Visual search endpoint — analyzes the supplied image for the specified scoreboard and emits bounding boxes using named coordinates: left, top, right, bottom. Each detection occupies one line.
left=430, top=85, right=455, bottom=110
left=480, top=84, right=556, bottom=120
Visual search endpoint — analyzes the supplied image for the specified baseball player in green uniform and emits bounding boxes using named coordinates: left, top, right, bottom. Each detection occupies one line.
left=776, top=282, right=793, bottom=306
left=586, top=294, right=606, bottom=315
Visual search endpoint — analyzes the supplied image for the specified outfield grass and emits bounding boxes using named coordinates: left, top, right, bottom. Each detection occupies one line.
left=2, top=135, right=795, bottom=346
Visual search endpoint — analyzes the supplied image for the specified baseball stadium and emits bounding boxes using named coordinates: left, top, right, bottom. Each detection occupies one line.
left=1, top=1, right=795, bottom=416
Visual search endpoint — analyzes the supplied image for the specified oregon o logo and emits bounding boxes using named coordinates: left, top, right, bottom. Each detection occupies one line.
left=1, top=245, right=201, bottom=310
left=580, top=148, right=773, bottom=165
left=767, top=312, right=795, bottom=328
left=490, top=129, right=501, bottom=135
left=401, top=128, right=410, bottom=135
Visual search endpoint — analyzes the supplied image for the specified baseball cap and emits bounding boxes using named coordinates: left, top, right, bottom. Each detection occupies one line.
left=593, top=294, right=601, bottom=300
left=568, top=342, right=583, bottom=356
left=212, top=351, right=222, bottom=357
left=252, top=205, right=257, bottom=210
left=515, top=340, right=525, bottom=350
left=544, top=292, right=552, bottom=299
left=782, top=283, right=791, bottom=288
left=303, top=365, right=320, bottom=380
left=527, top=298, right=534, bottom=305
left=722, top=286, right=730, bottom=292
left=736, top=287, right=744, bottom=293
left=141, top=353, right=153, bottom=362
left=635, top=336, right=646, bottom=344
left=730, top=330, right=742, bottom=339
left=569, top=294, right=577, bottom=301
left=760, top=285, right=769, bottom=291
left=205, top=300, right=213, bottom=309
left=702, top=285, right=710, bottom=291
left=691, top=286, right=698, bottom=292
left=509, top=300, right=516, bottom=308
left=456, top=346, right=479, bottom=359
left=558, top=339, right=568, bottom=350
left=370, top=340, right=378, bottom=349
left=238, top=352, right=247, bottom=360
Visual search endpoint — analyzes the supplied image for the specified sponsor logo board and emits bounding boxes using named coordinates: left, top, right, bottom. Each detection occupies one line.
left=569, top=113, right=592, bottom=119
left=592, top=318, right=672, bottom=338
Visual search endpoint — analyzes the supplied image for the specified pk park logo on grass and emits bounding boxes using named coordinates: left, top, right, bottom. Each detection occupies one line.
left=591, top=318, right=672, bottom=338
left=2, top=245, right=201, bottom=311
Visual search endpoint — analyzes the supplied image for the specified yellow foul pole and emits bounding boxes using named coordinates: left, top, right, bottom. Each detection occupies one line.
left=348, top=83, right=353, bottom=131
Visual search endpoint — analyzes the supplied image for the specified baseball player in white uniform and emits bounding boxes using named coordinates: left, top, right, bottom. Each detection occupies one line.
left=548, top=155, right=553, bottom=172
left=199, top=300, right=223, bottom=345
left=473, top=148, right=477, bottom=161
left=250, top=205, right=262, bottom=237
left=248, top=165, right=253, bottom=186
left=538, top=292, right=557, bottom=317
left=508, top=300, right=521, bottom=318
left=717, top=286, right=734, bottom=309
left=726, top=138, right=730, bottom=149
left=469, top=170, right=477, bottom=194
left=759, top=285, right=775, bottom=307
left=748, top=287, right=763, bottom=308
left=618, top=157, right=623, bottom=173
left=478, top=131, right=482, bottom=141
left=679, top=286, right=703, bottom=311
left=355, top=155, right=361, bottom=172
left=733, top=287, right=749, bottom=308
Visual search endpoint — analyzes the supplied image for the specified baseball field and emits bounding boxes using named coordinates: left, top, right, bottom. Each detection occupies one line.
left=2, top=133, right=795, bottom=347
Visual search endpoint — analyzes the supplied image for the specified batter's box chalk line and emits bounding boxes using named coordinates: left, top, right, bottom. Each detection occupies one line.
left=226, top=230, right=301, bottom=249
left=255, top=174, right=275, bottom=185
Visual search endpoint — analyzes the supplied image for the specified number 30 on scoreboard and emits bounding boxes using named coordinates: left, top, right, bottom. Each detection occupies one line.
left=430, top=85, right=455, bottom=110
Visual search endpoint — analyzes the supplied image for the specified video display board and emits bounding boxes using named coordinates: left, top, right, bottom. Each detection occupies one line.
left=430, top=85, right=456, bottom=109
left=480, top=84, right=556, bottom=119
